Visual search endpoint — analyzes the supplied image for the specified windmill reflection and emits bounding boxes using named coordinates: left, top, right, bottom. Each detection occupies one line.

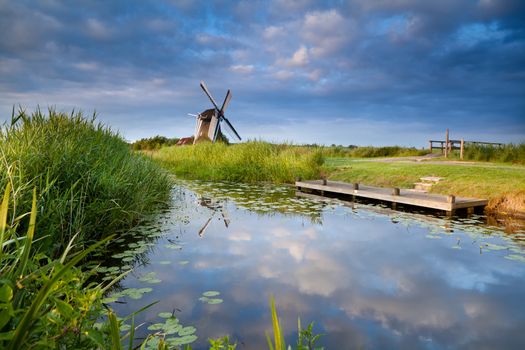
left=197, top=196, right=230, bottom=237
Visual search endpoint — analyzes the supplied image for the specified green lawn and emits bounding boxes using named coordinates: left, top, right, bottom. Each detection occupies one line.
left=326, top=158, right=525, bottom=213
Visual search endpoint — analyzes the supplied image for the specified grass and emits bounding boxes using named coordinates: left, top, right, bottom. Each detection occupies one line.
left=450, top=143, right=525, bottom=164
left=0, top=108, right=173, bottom=348
left=0, top=108, right=172, bottom=254
left=152, top=141, right=324, bottom=183
left=327, top=159, right=525, bottom=213
left=0, top=181, right=114, bottom=348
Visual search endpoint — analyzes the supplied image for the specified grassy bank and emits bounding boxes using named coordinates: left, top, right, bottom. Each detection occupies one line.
left=327, top=159, right=525, bottom=214
left=152, top=141, right=324, bottom=183
left=0, top=109, right=171, bottom=254
left=0, top=109, right=172, bottom=348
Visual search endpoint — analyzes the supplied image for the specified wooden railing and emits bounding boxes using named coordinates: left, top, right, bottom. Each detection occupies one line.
left=429, top=132, right=503, bottom=160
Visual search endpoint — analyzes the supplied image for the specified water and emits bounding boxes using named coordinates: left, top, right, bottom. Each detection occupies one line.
left=105, top=180, right=525, bottom=349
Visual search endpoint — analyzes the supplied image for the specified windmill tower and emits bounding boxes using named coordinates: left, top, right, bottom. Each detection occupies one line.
left=193, top=81, right=241, bottom=144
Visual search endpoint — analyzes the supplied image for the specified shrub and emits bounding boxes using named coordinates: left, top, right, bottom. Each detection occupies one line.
left=131, top=135, right=180, bottom=151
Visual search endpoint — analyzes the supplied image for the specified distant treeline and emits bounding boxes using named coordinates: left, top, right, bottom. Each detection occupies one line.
left=318, top=145, right=428, bottom=158
left=131, top=135, right=180, bottom=150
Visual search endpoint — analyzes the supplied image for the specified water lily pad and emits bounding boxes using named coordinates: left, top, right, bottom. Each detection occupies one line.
left=120, top=287, right=153, bottom=299
left=138, top=272, right=162, bottom=284
left=101, top=296, right=119, bottom=303
left=504, top=254, right=525, bottom=263
left=484, top=243, right=508, bottom=251
left=179, top=260, right=189, bottom=265
left=143, top=336, right=161, bottom=349
left=426, top=234, right=441, bottom=239
left=120, top=324, right=131, bottom=331
left=147, top=323, right=164, bottom=331
left=165, top=244, right=182, bottom=250
left=158, top=312, right=173, bottom=318
left=178, top=326, right=196, bottom=336
left=206, top=298, right=223, bottom=304
left=199, top=296, right=223, bottom=304
left=168, top=334, right=198, bottom=346
left=202, top=291, right=220, bottom=297
left=158, top=260, right=172, bottom=265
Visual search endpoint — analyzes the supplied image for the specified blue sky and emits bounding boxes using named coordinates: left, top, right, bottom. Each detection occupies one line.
left=0, top=0, right=524, bottom=146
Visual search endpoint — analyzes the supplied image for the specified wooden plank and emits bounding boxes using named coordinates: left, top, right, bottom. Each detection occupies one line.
left=295, top=180, right=488, bottom=212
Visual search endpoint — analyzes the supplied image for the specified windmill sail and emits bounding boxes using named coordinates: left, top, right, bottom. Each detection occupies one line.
left=194, top=81, right=241, bottom=143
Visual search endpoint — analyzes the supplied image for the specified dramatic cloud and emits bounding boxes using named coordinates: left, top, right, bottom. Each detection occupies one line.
left=0, top=0, right=523, bottom=144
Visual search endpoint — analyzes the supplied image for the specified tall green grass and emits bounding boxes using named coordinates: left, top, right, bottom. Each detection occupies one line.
left=0, top=108, right=171, bottom=254
left=0, top=108, right=173, bottom=348
left=153, top=141, right=324, bottom=183
left=462, top=143, right=525, bottom=164
left=0, top=182, right=112, bottom=348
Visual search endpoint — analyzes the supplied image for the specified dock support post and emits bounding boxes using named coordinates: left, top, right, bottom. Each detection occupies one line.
left=392, top=188, right=400, bottom=209
left=445, top=129, right=449, bottom=158
left=447, top=195, right=456, bottom=204
left=296, top=176, right=302, bottom=191
left=460, top=139, right=464, bottom=160
left=322, top=177, right=327, bottom=186
left=351, top=183, right=358, bottom=201
left=429, top=140, right=432, bottom=152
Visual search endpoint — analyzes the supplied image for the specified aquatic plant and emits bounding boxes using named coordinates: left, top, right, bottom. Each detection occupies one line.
left=266, top=296, right=324, bottom=350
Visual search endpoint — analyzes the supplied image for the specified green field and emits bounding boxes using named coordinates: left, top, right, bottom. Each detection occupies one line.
left=326, top=158, right=525, bottom=213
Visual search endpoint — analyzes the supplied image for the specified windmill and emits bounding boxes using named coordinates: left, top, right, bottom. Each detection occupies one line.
left=192, top=81, right=242, bottom=144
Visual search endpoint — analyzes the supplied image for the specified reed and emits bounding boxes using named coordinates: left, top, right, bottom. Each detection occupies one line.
left=462, top=143, right=525, bottom=164
left=0, top=181, right=112, bottom=348
left=153, top=141, right=324, bottom=183
left=0, top=108, right=172, bottom=254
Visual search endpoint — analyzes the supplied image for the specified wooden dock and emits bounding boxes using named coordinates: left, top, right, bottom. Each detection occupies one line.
left=295, top=180, right=487, bottom=214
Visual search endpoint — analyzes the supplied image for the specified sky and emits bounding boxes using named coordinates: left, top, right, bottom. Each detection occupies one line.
left=0, top=0, right=524, bottom=146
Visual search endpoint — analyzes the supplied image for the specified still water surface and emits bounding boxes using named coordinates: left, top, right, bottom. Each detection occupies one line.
left=109, top=181, right=525, bottom=349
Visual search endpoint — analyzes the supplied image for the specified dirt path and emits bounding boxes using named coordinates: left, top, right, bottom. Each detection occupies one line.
left=351, top=154, right=523, bottom=170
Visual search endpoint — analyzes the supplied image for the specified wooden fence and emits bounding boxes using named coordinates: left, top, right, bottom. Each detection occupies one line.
left=429, top=129, right=503, bottom=160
